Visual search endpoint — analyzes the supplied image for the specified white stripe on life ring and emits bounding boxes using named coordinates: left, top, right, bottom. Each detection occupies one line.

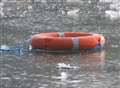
left=59, top=32, right=64, bottom=37
left=72, top=37, right=80, bottom=51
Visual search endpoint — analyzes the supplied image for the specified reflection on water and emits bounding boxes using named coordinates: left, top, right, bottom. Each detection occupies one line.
left=1, top=50, right=107, bottom=88
left=32, top=50, right=106, bottom=70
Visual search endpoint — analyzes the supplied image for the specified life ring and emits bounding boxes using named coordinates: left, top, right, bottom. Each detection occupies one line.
left=31, top=32, right=105, bottom=51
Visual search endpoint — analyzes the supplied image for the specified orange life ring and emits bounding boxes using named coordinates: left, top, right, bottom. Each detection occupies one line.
left=31, top=32, right=105, bottom=51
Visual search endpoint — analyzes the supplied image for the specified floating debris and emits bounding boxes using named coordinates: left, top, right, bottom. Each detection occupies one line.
left=57, top=63, right=79, bottom=69
left=0, top=44, right=10, bottom=51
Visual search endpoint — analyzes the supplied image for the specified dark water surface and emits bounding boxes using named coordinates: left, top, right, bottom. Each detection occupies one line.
left=1, top=1, right=120, bottom=88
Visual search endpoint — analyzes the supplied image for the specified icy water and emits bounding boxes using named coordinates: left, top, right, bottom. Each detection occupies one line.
left=1, top=1, right=120, bottom=88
